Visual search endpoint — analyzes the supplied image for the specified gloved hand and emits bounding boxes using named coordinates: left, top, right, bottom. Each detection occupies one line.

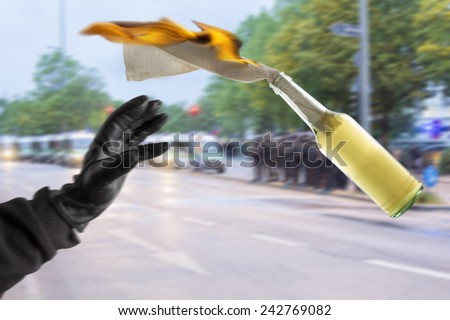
left=50, top=95, right=169, bottom=232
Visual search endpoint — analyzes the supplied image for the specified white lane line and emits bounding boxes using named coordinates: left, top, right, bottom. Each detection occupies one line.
left=365, top=259, right=450, bottom=281
left=183, top=217, right=216, bottom=227
left=251, top=233, right=299, bottom=247
left=112, top=230, right=163, bottom=253
left=109, top=230, right=208, bottom=275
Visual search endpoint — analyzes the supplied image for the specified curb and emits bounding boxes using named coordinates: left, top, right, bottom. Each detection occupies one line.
left=207, top=169, right=450, bottom=212
left=410, top=204, right=450, bottom=211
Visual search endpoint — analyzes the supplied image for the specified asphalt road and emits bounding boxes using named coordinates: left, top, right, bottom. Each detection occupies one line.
left=2, top=161, right=450, bottom=299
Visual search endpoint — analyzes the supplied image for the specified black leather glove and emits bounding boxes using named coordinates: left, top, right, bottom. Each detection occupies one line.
left=50, top=95, right=169, bottom=232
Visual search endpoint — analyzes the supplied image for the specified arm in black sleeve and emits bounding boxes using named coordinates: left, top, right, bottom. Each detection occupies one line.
left=0, top=96, right=168, bottom=297
left=0, top=187, right=80, bottom=295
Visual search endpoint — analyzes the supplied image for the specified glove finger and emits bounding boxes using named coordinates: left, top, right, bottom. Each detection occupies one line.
left=96, top=97, right=161, bottom=144
left=131, top=113, right=169, bottom=145
left=120, top=98, right=162, bottom=132
left=93, top=142, right=170, bottom=184
left=86, top=97, right=162, bottom=163
left=119, top=100, right=164, bottom=146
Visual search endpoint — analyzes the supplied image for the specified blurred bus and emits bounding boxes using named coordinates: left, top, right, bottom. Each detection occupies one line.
left=56, top=131, right=94, bottom=167
left=0, top=131, right=95, bottom=167
left=32, top=134, right=60, bottom=163
left=16, top=136, right=35, bottom=161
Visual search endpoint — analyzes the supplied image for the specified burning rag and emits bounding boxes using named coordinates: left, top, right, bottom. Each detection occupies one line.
left=123, top=42, right=279, bottom=83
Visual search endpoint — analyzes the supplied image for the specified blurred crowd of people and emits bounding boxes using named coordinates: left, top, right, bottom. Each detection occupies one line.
left=241, top=132, right=349, bottom=192
left=234, top=133, right=442, bottom=193
left=392, top=144, right=440, bottom=174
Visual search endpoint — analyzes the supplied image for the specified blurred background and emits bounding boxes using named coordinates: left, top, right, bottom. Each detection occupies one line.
left=1, top=0, right=450, bottom=299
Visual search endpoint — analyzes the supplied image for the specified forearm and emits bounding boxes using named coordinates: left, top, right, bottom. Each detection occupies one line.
left=0, top=187, right=79, bottom=294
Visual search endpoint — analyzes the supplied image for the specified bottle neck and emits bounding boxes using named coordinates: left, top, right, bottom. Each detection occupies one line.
left=269, top=72, right=328, bottom=128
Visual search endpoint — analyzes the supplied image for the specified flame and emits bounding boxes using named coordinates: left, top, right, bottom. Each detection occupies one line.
left=81, top=18, right=257, bottom=65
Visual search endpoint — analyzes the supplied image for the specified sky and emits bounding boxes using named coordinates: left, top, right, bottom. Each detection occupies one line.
left=0, top=0, right=275, bottom=106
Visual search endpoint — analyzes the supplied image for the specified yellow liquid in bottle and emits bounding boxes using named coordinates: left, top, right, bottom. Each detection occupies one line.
left=314, top=112, right=423, bottom=217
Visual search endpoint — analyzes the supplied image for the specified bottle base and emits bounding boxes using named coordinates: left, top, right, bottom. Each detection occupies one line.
left=389, top=184, right=424, bottom=218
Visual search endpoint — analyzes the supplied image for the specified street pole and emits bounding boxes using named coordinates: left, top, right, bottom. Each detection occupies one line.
left=59, top=0, right=66, bottom=53
left=359, top=0, right=371, bottom=132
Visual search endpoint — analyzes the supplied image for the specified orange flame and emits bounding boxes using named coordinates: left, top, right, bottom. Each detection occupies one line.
left=81, top=18, right=257, bottom=65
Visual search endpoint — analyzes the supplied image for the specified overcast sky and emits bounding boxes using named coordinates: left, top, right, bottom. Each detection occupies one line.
left=0, top=0, right=275, bottom=106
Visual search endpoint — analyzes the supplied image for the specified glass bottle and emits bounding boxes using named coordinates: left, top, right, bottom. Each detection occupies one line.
left=269, top=72, right=423, bottom=217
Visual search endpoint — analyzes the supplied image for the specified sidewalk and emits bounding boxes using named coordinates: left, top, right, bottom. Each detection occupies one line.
left=207, top=158, right=450, bottom=212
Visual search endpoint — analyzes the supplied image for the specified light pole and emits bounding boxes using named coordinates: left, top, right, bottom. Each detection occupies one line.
left=59, top=0, right=66, bottom=53
left=329, top=0, right=372, bottom=132
left=359, top=0, right=371, bottom=132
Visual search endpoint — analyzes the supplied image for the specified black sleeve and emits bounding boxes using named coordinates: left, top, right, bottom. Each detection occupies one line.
left=0, top=187, right=80, bottom=294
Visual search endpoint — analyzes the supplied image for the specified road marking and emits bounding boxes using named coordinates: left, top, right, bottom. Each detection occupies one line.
left=183, top=217, right=216, bottom=227
left=251, top=233, right=299, bottom=247
left=110, top=230, right=208, bottom=275
left=113, top=230, right=163, bottom=253
left=110, top=203, right=155, bottom=212
left=153, top=251, right=209, bottom=276
left=365, top=259, right=450, bottom=281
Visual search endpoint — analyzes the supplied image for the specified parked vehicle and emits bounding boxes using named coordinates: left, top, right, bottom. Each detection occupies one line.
left=16, top=136, right=35, bottom=161
left=0, top=135, right=18, bottom=161
left=32, top=135, right=58, bottom=163
left=0, top=131, right=94, bottom=167
left=57, top=131, right=94, bottom=167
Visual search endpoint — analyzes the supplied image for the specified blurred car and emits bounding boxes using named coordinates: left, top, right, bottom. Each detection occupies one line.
left=0, top=135, right=18, bottom=161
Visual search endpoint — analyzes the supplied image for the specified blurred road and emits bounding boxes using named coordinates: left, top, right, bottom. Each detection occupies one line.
left=2, top=161, right=450, bottom=299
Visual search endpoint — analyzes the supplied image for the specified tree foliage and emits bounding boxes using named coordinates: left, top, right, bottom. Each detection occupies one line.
left=2, top=2, right=447, bottom=140
left=414, top=0, right=450, bottom=93
left=0, top=49, right=112, bottom=135
left=159, top=100, right=216, bottom=134
left=197, top=0, right=447, bottom=142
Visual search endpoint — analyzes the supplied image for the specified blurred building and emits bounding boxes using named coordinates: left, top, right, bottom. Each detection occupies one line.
left=392, top=84, right=450, bottom=151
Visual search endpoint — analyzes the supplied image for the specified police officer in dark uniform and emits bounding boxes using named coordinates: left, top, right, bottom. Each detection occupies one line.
left=0, top=96, right=169, bottom=296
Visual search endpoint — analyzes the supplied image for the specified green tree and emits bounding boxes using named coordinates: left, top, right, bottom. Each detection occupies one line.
left=414, top=0, right=450, bottom=93
left=243, top=0, right=428, bottom=143
left=199, top=78, right=252, bottom=137
left=369, top=0, right=427, bottom=143
left=239, top=9, right=301, bottom=133
left=158, top=100, right=216, bottom=134
left=267, top=0, right=359, bottom=115
left=1, top=49, right=112, bottom=135
left=199, top=9, right=302, bottom=136
left=32, top=50, right=81, bottom=97
left=0, top=98, right=8, bottom=131
left=0, top=97, right=40, bottom=135
left=197, top=0, right=447, bottom=142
